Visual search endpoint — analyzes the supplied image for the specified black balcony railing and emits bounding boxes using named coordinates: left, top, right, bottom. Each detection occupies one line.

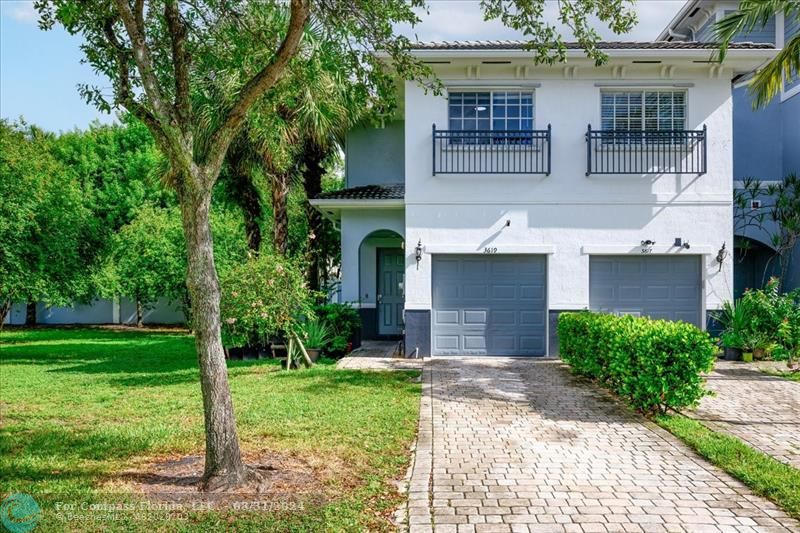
left=585, top=125, right=707, bottom=176
left=432, top=124, right=551, bottom=175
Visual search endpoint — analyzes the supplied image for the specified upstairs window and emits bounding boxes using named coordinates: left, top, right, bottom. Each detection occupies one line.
left=448, top=91, right=534, bottom=131
left=600, top=90, right=687, bottom=146
left=601, top=90, right=686, bottom=132
left=447, top=91, right=535, bottom=145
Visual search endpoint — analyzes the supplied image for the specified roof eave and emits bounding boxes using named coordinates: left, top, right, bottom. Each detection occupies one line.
left=656, top=0, right=702, bottom=41
left=405, top=48, right=775, bottom=60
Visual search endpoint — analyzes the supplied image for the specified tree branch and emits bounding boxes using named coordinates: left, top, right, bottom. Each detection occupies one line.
left=114, top=0, right=174, bottom=126
left=164, top=0, right=191, bottom=124
left=103, top=17, right=169, bottom=148
left=203, top=0, right=310, bottom=182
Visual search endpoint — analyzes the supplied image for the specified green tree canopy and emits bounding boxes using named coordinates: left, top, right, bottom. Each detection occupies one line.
left=0, top=120, right=93, bottom=319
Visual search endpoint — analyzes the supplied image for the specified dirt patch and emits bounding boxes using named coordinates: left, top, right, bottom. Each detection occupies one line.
left=108, top=450, right=334, bottom=510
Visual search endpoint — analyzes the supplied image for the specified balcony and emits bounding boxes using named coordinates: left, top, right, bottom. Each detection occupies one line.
left=432, top=124, right=551, bottom=175
left=585, top=125, right=707, bottom=176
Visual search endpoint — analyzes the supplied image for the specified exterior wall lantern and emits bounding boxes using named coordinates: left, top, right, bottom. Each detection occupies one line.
left=415, top=240, right=423, bottom=269
left=716, top=242, right=728, bottom=271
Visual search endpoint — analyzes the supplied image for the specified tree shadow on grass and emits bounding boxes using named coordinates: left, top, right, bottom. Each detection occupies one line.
left=272, top=367, right=421, bottom=395
left=1, top=328, right=284, bottom=387
left=0, top=424, right=173, bottom=493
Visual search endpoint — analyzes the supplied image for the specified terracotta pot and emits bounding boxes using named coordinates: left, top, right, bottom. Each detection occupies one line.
left=753, top=348, right=767, bottom=360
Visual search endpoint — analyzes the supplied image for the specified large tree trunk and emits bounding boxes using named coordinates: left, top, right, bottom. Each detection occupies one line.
left=178, top=181, right=248, bottom=491
left=25, top=301, right=36, bottom=326
left=302, top=145, right=325, bottom=293
left=271, top=172, right=290, bottom=255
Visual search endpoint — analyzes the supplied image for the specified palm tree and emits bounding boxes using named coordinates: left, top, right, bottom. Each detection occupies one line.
left=715, top=0, right=800, bottom=108
left=221, top=130, right=266, bottom=254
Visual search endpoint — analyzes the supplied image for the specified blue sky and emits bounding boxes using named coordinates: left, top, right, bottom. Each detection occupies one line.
left=0, top=0, right=685, bottom=132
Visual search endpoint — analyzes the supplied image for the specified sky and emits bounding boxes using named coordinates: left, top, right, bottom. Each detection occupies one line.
left=0, top=0, right=686, bottom=132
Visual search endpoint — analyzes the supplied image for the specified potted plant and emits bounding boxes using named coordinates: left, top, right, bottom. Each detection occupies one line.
left=715, top=298, right=755, bottom=361
left=301, top=319, right=331, bottom=362
left=720, top=330, right=744, bottom=361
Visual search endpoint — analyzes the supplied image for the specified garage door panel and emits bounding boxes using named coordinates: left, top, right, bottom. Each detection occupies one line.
left=432, top=255, right=547, bottom=356
left=463, top=310, right=488, bottom=325
left=488, top=309, right=516, bottom=326
left=520, top=335, right=545, bottom=352
left=463, top=260, right=488, bottom=275
left=434, top=309, right=459, bottom=325
left=590, top=256, right=701, bottom=327
left=618, top=285, right=643, bottom=299
left=463, top=335, right=487, bottom=350
left=519, top=310, right=545, bottom=326
left=491, top=285, right=516, bottom=300
left=463, top=284, right=488, bottom=299
left=519, top=285, right=545, bottom=300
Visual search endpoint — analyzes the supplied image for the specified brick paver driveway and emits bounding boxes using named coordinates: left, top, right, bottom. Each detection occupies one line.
left=407, top=358, right=798, bottom=533
left=693, top=361, right=800, bottom=469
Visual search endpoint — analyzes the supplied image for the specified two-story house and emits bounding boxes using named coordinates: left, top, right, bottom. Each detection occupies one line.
left=658, top=0, right=800, bottom=297
left=311, top=40, right=774, bottom=357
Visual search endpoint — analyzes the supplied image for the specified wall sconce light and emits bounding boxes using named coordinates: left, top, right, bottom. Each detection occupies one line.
left=505, top=219, right=511, bottom=227
left=716, top=242, right=728, bottom=272
left=415, top=240, right=423, bottom=268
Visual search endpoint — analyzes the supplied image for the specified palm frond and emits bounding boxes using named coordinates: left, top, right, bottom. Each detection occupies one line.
left=714, top=1, right=800, bottom=108
left=749, top=33, right=800, bottom=108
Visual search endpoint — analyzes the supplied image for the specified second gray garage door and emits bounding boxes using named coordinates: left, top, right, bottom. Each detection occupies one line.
left=589, top=255, right=702, bottom=327
left=432, top=255, right=547, bottom=356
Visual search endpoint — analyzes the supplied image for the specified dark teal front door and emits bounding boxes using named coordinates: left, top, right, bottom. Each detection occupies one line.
left=378, top=248, right=405, bottom=336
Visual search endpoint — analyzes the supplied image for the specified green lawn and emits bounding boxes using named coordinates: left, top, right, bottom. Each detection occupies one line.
left=656, top=414, right=800, bottom=519
left=0, top=328, right=421, bottom=531
left=762, top=368, right=800, bottom=382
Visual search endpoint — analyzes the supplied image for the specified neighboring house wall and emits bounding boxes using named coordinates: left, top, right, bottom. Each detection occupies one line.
left=402, top=68, right=734, bottom=321
left=732, top=86, right=783, bottom=180
left=345, top=121, right=405, bottom=187
left=119, top=297, right=185, bottom=325
left=3, top=303, right=27, bottom=325
left=36, top=299, right=116, bottom=324
left=782, top=93, right=800, bottom=175
left=3, top=298, right=185, bottom=325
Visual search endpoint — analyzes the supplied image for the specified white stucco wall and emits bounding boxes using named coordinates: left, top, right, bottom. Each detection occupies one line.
left=403, top=61, right=735, bottom=317
left=339, top=209, right=405, bottom=305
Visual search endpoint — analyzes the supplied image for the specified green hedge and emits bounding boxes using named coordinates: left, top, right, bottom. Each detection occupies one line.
left=558, top=312, right=716, bottom=415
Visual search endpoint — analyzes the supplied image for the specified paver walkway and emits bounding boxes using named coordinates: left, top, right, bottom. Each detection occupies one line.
left=407, top=358, right=798, bottom=533
left=693, top=361, right=800, bottom=469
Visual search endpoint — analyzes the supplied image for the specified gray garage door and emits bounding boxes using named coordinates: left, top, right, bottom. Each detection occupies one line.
left=432, top=255, right=547, bottom=356
left=589, top=256, right=702, bottom=326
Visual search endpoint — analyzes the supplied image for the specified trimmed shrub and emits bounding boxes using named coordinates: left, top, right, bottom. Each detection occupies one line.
left=558, top=312, right=716, bottom=415
left=314, top=303, right=362, bottom=357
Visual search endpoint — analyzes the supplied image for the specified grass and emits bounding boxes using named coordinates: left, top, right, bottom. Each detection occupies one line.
left=656, top=414, right=800, bottom=519
left=761, top=368, right=800, bottom=382
left=0, top=327, right=421, bottom=531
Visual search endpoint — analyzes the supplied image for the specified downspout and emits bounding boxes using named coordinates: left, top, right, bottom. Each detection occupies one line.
left=667, top=28, right=690, bottom=40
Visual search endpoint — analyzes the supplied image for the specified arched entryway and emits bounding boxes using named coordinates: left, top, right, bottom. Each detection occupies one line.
left=734, top=235, right=779, bottom=299
left=358, top=229, right=405, bottom=339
